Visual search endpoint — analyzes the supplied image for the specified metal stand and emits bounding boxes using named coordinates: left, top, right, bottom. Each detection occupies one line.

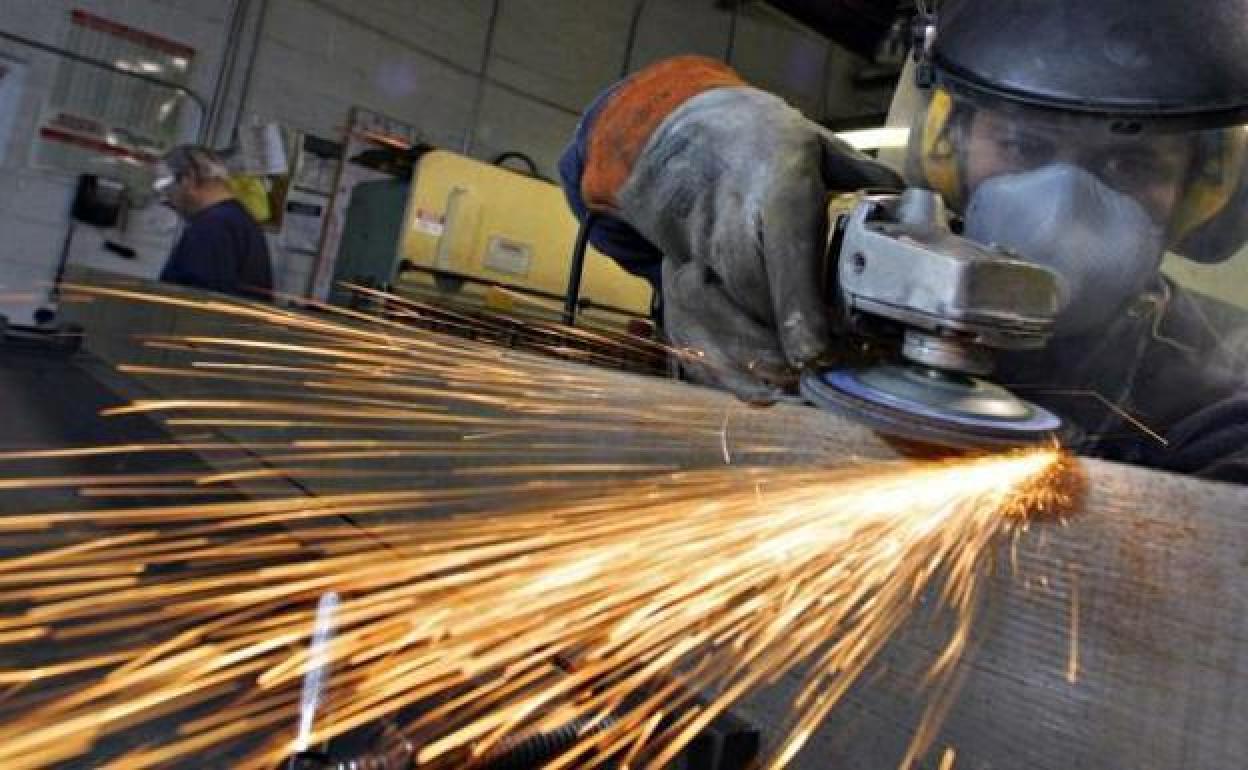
left=563, top=213, right=596, bottom=325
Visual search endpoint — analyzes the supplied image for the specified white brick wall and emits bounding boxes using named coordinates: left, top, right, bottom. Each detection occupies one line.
left=733, top=4, right=831, bottom=118
left=0, top=0, right=890, bottom=326
left=629, top=0, right=734, bottom=70
left=471, top=83, right=580, bottom=178
left=489, top=0, right=635, bottom=114
left=0, top=0, right=232, bottom=325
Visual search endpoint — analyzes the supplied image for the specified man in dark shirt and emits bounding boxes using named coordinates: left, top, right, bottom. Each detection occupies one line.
left=155, top=145, right=273, bottom=301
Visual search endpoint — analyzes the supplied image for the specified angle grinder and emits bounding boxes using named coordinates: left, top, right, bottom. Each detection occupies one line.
left=801, top=188, right=1068, bottom=450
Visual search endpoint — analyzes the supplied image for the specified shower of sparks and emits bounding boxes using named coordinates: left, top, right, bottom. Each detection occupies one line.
left=0, top=284, right=1078, bottom=769
left=295, top=591, right=340, bottom=753
left=939, top=747, right=957, bottom=770
left=1067, top=567, right=1080, bottom=685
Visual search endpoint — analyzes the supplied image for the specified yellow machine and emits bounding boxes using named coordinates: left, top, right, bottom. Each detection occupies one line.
left=397, top=151, right=653, bottom=325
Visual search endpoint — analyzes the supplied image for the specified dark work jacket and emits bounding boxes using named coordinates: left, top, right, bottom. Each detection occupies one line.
left=997, top=277, right=1248, bottom=484
left=161, top=200, right=273, bottom=301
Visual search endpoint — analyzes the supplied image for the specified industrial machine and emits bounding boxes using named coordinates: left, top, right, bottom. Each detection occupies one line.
left=396, top=151, right=653, bottom=327
left=330, top=178, right=411, bottom=307
left=802, top=188, right=1068, bottom=450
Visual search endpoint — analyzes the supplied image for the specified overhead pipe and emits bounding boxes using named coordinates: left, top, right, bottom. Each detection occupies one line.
left=204, top=0, right=248, bottom=144
left=619, top=0, right=651, bottom=78
left=461, top=0, right=503, bottom=155
left=224, top=0, right=272, bottom=153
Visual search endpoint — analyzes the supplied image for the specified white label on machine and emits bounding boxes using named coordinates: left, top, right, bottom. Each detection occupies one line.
left=484, top=236, right=533, bottom=278
left=411, top=208, right=445, bottom=237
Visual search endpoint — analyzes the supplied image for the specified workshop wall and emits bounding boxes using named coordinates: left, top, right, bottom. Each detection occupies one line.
left=0, top=0, right=891, bottom=326
left=244, top=0, right=884, bottom=179
left=0, top=0, right=233, bottom=326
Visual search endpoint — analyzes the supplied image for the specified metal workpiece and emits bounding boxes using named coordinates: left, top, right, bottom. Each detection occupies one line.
left=739, top=458, right=1248, bottom=769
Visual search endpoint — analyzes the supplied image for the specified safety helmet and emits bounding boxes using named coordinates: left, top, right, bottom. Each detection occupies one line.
left=906, top=0, right=1248, bottom=263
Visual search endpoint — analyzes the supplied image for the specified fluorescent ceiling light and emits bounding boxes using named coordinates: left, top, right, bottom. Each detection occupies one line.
left=834, top=127, right=910, bottom=150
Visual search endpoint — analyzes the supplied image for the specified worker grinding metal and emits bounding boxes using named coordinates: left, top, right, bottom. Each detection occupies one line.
left=560, top=0, right=1248, bottom=482
left=154, top=145, right=274, bottom=301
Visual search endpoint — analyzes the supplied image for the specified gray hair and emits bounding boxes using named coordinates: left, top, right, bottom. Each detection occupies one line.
left=163, top=145, right=230, bottom=182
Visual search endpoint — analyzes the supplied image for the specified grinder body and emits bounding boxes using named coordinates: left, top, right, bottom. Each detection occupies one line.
left=802, top=188, right=1069, bottom=450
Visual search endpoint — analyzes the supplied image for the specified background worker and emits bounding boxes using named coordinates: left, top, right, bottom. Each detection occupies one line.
left=155, top=145, right=274, bottom=301
left=560, top=0, right=1248, bottom=481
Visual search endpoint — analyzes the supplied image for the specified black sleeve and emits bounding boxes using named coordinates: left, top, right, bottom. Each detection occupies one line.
left=1119, top=281, right=1248, bottom=485
left=1158, top=396, right=1248, bottom=484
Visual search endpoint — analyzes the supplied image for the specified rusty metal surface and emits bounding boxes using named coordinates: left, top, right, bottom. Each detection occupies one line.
left=740, top=459, right=1248, bottom=769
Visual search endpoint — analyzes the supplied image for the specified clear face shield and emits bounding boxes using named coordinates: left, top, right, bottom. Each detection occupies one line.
left=882, top=76, right=1248, bottom=459
left=896, top=84, right=1248, bottom=336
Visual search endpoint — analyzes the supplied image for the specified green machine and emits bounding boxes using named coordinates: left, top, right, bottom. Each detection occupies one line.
left=330, top=179, right=410, bottom=307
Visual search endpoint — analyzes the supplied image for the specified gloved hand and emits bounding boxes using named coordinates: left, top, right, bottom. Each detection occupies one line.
left=612, top=88, right=899, bottom=401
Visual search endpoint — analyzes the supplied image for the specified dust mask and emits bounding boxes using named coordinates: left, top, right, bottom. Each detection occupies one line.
left=965, top=164, right=1164, bottom=336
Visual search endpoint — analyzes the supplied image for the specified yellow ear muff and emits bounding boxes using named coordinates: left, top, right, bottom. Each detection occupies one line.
left=1172, top=126, right=1246, bottom=241
left=920, top=88, right=962, bottom=206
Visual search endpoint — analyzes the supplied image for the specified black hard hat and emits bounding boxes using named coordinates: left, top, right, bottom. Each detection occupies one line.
left=929, top=0, right=1248, bottom=127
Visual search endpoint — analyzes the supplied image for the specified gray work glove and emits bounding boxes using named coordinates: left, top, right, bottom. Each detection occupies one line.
left=615, top=88, right=900, bottom=402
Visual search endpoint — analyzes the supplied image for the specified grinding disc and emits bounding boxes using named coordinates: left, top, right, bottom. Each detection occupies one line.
left=801, top=364, right=1064, bottom=450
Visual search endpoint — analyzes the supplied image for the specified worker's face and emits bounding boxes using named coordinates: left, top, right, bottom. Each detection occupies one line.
left=964, top=110, right=1194, bottom=226
left=955, top=108, right=1196, bottom=335
left=154, top=163, right=200, bottom=218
